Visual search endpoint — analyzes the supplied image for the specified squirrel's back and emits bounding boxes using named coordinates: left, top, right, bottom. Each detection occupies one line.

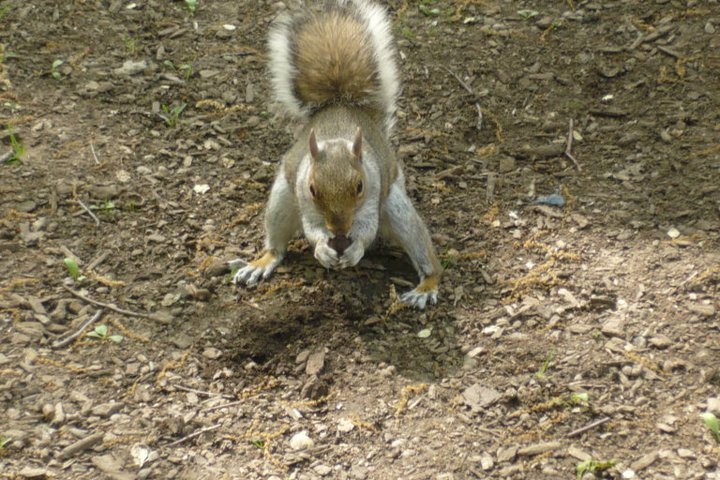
left=268, top=0, right=399, bottom=135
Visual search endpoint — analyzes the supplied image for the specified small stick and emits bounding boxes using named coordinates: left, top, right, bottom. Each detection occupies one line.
left=0, top=150, right=14, bottom=164
left=89, top=142, right=100, bottom=165
left=62, top=284, right=149, bottom=318
left=58, top=431, right=105, bottom=460
left=564, top=119, right=582, bottom=172
left=443, top=66, right=483, bottom=132
left=165, top=423, right=222, bottom=447
left=566, top=416, right=611, bottom=438
left=171, top=384, right=235, bottom=399
left=52, top=309, right=104, bottom=349
left=77, top=199, right=100, bottom=227
left=203, top=400, right=244, bottom=413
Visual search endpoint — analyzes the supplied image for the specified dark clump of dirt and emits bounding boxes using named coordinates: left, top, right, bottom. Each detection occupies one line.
left=1, top=1, right=719, bottom=479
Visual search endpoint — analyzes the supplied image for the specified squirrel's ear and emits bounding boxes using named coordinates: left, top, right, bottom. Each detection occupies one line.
left=352, top=127, right=362, bottom=161
left=309, top=129, right=320, bottom=160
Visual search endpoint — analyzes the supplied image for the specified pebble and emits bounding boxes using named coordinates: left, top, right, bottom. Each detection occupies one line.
left=518, top=441, right=561, bottom=456
left=202, top=347, right=222, bottom=360
left=114, top=59, right=148, bottom=76
left=496, top=445, right=517, bottom=463
left=648, top=334, right=672, bottom=349
left=707, top=397, right=720, bottom=415
left=601, top=317, right=624, bottom=337
left=705, top=22, right=716, bottom=34
left=630, top=451, right=658, bottom=471
left=289, top=431, right=314, bottom=450
left=91, top=401, right=123, bottom=417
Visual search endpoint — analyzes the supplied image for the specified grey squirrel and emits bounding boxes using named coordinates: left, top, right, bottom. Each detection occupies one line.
left=231, top=0, right=442, bottom=309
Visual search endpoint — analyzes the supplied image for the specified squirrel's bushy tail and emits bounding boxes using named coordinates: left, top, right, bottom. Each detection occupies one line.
left=268, top=0, right=399, bottom=135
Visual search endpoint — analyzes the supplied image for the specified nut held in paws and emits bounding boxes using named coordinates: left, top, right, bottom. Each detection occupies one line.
left=328, top=235, right=352, bottom=255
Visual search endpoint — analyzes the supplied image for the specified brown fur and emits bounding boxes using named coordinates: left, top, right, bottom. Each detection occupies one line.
left=294, top=12, right=378, bottom=107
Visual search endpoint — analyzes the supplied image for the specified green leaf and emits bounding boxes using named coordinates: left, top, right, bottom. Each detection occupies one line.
left=417, top=328, right=432, bottom=338
left=64, top=258, right=81, bottom=280
left=571, top=392, right=589, bottom=405
left=576, top=459, right=617, bottom=479
left=52, top=59, right=64, bottom=69
left=0, top=436, right=11, bottom=449
left=94, top=325, right=108, bottom=336
left=702, top=412, right=720, bottom=443
left=87, top=331, right=102, bottom=339
left=109, top=335, right=124, bottom=343
left=517, top=10, right=539, bottom=19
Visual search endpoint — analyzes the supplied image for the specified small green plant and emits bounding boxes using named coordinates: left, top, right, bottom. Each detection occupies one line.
left=91, top=200, right=116, bottom=211
left=702, top=412, right=720, bottom=444
left=518, top=9, right=540, bottom=20
left=571, top=392, right=590, bottom=406
left=86, top=324, right=123, bottom=343
left=576, top=459, right=617, bottom=479
left=251, top=439, right=265, bottom=448
left=0, top=436, right=10, bottom=449
left=64, top=258, right=87, bottom=283
left=164, top=60, right=193, bottom=81
left=185, top=0, right=197, bottom=13
left=418, top=4, right=441, bottom=16
left=123, top=36, right=139, bottom=56
left=51, top=59, right=64, bottom=79
left=160, top=103, right=187, bottom=127
left=3, top=126, right=25, bottom=164
left=535, top=350, right=555, bottom=380
left=0, top=2, right=12, bottom=21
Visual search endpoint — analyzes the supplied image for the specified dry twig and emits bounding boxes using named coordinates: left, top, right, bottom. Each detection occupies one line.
left=165, top=423, right=222, bottom=447
left=564, top=119, right=581, bottom=172
left=62, top=284, right=149, bottom=318
left=442, top=66, right=483, bottom=131
left=566, top=416, right=611, bottom=438
left=51, top=309, right=104, bottom=349
left=77, top=199, right=100, bottom=226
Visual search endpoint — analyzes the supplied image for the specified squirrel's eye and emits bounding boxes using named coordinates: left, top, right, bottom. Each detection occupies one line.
left=356, top=180, right=363, bottom=195
left=309, top=184, right=316, bottom=197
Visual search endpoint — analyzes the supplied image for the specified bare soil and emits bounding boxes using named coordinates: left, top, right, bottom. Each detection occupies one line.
left=1, top=1, right=720, bottom=479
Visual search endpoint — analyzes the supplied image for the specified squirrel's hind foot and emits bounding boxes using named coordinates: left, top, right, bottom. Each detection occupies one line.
left=400, top=275, right=439, bottom=310
left=230, top=251, right=282, bottom=286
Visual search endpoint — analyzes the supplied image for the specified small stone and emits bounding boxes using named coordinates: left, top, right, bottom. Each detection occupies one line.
left=289, top=431, right=314, bottom=450
left=305, top=349, right=326, bottom=376
left=114, top=59, right=148, bottom=75
left=498, top=155, right=516, bottom=173
left=705, top=21, right=716, bottom=34
left=18, top=467, right=49, bottom=479
left=337, top=418, right=355, bottom=433
left=203, top=347, right=222, bottom=360
left=601, top=317, right=624, bottom=337
left=630, top=451, right=657, bottom=471
left=313, top=465, right=332, bottom=476
left=462, top=383, right=501, bottom=411
left=497, top=445, right=517, bottom=463
left=480, top=453, right=494, bottom=470
left=518, top=441, right=561, bottom=456
left=677, top=448, right=695, bottom=459
left=688, top=303, right=715, bottom=317
left=707, top=397, right=720, bottom=415
left=91, top=401, right=123, bottom=417
left=648, top=335, right=672, bottom=349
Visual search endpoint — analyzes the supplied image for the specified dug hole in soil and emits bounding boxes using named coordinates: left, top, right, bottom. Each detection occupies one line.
left=1, top=1, right=719, bottom=479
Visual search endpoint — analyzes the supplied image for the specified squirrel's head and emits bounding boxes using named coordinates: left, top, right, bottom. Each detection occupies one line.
left=307, top=128, right=366, bottom=237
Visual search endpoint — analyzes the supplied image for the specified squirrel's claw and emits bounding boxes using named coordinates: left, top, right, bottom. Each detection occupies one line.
left=230, top=252, right=281, bottom=286
left=338, top=240, right=364, bottom=269
left=314, top=240, right=340, bottom=269
left=400, top=289, right=438, bottom=310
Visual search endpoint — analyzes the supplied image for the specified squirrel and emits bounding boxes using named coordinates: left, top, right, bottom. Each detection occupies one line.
left=231, top=0, right=442, bottom=309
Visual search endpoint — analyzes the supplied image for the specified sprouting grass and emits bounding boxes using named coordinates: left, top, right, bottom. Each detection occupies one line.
left=702, top=412, right=720, bottom=444
left=160, top=103, right=187, bottom=127
left=535, top=350, right=555, bottom=380
left=123, top=36, right=139, bottom=56
left=576, top=459, right=617, bottom=479
left=51, top=59, right=64, bottom=79
left=3, top=126, right=25, bottom=164
left=163, top=60, right=194, bottom=81
left=86, top=324, right=123, bottom=343
left=185, top=0, right=197, bottom=13
left=64, top=258, right=86, bottom=283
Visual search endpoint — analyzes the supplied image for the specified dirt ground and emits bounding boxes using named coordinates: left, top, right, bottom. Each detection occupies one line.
left=1, top=0, right=720, bottom=479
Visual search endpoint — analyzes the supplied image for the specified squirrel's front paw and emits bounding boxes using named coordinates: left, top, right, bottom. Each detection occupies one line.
left=338, top=240, right=364, bottom=268
left=314, top=240, right=339, bottom=269
left=231, top=251, right=281, bottom=286
left=400, top=275, right=439, bottom=309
